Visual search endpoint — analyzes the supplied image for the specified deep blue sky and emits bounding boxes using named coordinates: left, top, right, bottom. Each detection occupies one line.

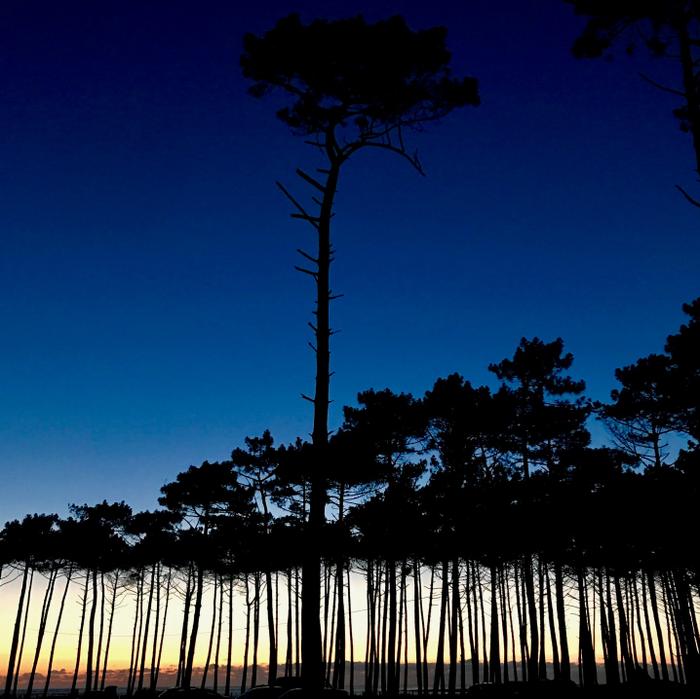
left=1, top=0, right=698, bottom=520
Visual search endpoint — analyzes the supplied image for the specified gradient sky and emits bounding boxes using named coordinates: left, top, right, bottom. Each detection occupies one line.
left=1, top=0, right=699, bottom=522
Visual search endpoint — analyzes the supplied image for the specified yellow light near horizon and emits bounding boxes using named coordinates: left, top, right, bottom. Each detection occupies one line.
left=0, top=565, right=675, bottom=689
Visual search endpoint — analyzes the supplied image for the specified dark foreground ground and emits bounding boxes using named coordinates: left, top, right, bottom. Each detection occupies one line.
left=51, top=679, right=695, bottom=699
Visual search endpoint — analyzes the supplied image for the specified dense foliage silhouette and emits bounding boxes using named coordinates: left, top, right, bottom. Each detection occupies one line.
left=1, top=299, right=698, bottom=695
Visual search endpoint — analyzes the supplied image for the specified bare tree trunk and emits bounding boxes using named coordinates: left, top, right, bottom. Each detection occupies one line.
left=537, top=561, right=546, bottom=680
left=544, top=562, right=559, bottom=680
left=266, top=568, right=278, bottom=685
left=413, top=560, right=423, bottom=696
left=26, top=567, right=58, bottom=697
left=226, top=573, right=234, bottom=695
left=347, top=565, right=355, bottom=696
left=137, top=565, right=156, bottom=691
left=300, top=154, right=341, bottom=695
left=477, top=564, right=489, bottom=683
left=505, top=565, right=518, bottom=682
left=149, top=565, right=161, bottom=691
left=577, top=569, right=596, bottom=687
left=201, top=575, right=218, bottom=689
left=184, top=564, right=205, bottom=688
left=177, top=566, right=193, bottom=688
left=523, top=558, right=538, bottom=683
left=614, top=574, right=634, bottom=680
left=214, top=574, right=224, bottom=693
left=387, top=561, right=397, bottom=694
left=12, top=568, right=34, bottom=695
left=648, top=571, right=669, bottom=681
left=641, top=572, right=659, bottom=680
left=286, top=570, right=294, bottom=678
left=554, top=563, right=570, bottom=681
left=241, top=576, right=251, bottom=694
left=85, top=569, right=100, bottom=692
left=465, top=561, right=477, bottom=686
left=252, top=573, right=261, bottom=688
left=44, top=566, right=73, bottom=697
left=71, top=573, right=90, bottom=695
left=661, top=574, right=679, bottom=683
left=423, top=565, right=435, bottom=692
left=154, top=569, right=171, bottom=691
left=94, top=571, right=106, bottom=690
left=488, top=564, right=501, bottom=684
left=498, top=566, right=509, bottom=683
left=432, top=561, right=448, bottom=694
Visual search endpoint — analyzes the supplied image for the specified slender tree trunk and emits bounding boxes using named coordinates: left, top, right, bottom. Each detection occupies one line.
left=252, top=573, right=261, bottom=688
left=537, top=561, right=546, bottom=680
left=226, top=573, right=234, bottom=695
left=100, top=572, right=119, bottom=691
left=614, top=574, right=634, bottom=680
left=554, top=563, right=570, bottom=681
left=26, top=567, right=58, bottom=697
left=129, top=570, right=146, bottom=695
left=465, top=561, right=477, bottom=686
left=266, top=569, right=278, bottom=685
left=94, top=571, right=106, bottom=690
left=44, top=566, right=73, bottom=697
left=387, top=561, right=397, bottom=694
left=488, top=564, right=501, bottom=684
left=544, top=562, right=559, bottom=680
left=498, top=566, right=509, bottom=683
left=648, top=571, right=669, bottom=681
left=177, top=567, right=193, bottom=688
left=12, top=567, right=34, bottom=695
left=137, top=565, right=155, bottom=691
left=184, top=564, right=205, bottom=688
left=154, top=569, right=171, bottom=691
left=423, top=565, right=435, bottom=692
left=241, top=576, right=251, bottom=695
left=641, top=571, right=659, bottom=680
left=286, top=570, right=294, bottom=678
left=632, top=576, right=648, bottom=674
left=333, top=487, right=346, bottom=689
left=201, top=575, right=218, bottom=689
left=215, top=574, right=226, bottom=691
left=347, top=564, right=355, bottom=696
left=71, top=573, right=90, bottom=695
left=477, top=564, right=489, bottom=683
left=432, top=561, right=448, bottom=694
left=514, top=563, right=527, bottom=681
left=661, top=574, right=679, bottom=683
left=149, top=565, right=161, bottom=691
left=85, top=569, right=99, bottom=692
left=523, top=557, right=539, bottom=683
left=505, top=565, right=518, bottom=682
left=577, top=569, right=596, bottom=687
left=413, top=561, right=423, bottom=695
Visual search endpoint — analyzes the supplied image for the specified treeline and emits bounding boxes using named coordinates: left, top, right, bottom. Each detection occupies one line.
left=1, top=298, right=698, bottom=696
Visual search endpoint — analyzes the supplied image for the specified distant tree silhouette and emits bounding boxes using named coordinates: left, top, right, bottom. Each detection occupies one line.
left=242, top=13, right=479, bottom=692
left=567, top=0, right=700, bottom=205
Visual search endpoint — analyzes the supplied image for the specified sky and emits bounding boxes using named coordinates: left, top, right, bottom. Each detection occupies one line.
left=1, top=0, right=699, bottom=522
